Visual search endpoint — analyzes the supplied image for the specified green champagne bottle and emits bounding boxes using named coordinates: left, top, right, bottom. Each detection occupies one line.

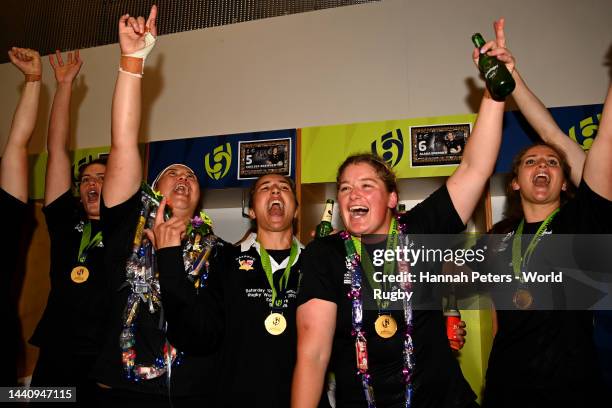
left=472, top=33, right=515, bottom=101
left=315, top=199, right=334, bottom=238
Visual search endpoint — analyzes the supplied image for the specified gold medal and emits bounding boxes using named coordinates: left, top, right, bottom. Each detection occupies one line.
left=264, top=312, right=287, bottom=335
left=513, top=288, right=533, bottom=310
left=71, top=265, right=89, bottom=283
left=374, top=314, right=397, bottom=338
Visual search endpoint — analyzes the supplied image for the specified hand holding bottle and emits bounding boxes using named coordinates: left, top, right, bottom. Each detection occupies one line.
left=476, top=18, right=516, bottom=73
left=472, top=17, right=516, bottom=100
left=444, top=292, right=466, bottom=350
left=446, top=315, right=467, bottom=350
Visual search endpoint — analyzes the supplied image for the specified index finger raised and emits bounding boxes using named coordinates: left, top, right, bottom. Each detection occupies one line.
left=155, top=197, right=167, bottom=227
left=118, top=13, right=130, bottom=29
left=494, top=18, right=506, bottom=48
left=146, top=4, right=158, bottom=36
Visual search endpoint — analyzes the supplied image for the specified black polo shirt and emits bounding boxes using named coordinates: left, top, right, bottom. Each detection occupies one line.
left=159, top=232, right=304, bottom=407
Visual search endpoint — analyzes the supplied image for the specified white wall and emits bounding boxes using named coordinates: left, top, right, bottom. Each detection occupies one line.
left=199, top=187, right=253, bottom=244
left=490, top=173, right=509, bottom=225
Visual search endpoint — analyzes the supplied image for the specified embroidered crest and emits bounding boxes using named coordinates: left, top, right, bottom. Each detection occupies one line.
left=237, top=255, right=256, bottom=271
left=495, top=231, right=514, bottom=253
left=74, top=221, right=85, bottom=233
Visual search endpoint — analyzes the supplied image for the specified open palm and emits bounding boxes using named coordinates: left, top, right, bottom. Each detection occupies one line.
left=49, top=50, right=83, bottom=84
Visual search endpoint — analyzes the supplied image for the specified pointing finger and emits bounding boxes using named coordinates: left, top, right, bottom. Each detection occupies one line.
left=494, top=17, right=506, bottom=48
left=119, top=14, right=130, bottom=29
left=146, top=4, right=158, bottom=36
left=155, top=197, right=167, bottom=227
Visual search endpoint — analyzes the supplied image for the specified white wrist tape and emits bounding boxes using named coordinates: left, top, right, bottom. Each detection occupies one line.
left=118, top=68, right=143, bottom=78
left=124, top=32, right=156, bottom=62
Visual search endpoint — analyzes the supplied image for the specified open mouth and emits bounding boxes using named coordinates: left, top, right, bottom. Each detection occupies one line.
left=532, top=172, right=550, bottom=187
left=174, top=183, right=189, bottom=195
left=268, top=199, right=285, bottom=216
left=349, top=205, right=369, bottom=218
left=86, top=189, right=99, bottom=203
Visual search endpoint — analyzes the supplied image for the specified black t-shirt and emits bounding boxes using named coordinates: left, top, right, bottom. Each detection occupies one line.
left=298, top=185, right=476, bottom=408
left=479, top=181, right=612, bottom=406
left=158, top=234, right=304, bottom=407
left=268, top=152, right=285, bottom=166
left=444, top=139, right=463, bottom=154
left=0, top=188, right=27, bottom=299
left=0, top=188, right=28, bottom=386
left=0, top=187, right=27, bottom=275
left=30, top=191, right=107, bottom=353
left=92, top=191, right=220, bottom=397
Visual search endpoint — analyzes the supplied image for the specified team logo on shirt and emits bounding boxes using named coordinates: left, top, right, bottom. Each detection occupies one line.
left=237, top=255, right=256, bottom=271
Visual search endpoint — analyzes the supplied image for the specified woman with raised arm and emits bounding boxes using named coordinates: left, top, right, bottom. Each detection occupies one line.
left=1, top=47, right=41, bottom=386
left=29, top=49, right=108, bottom=406
left=157, top=173, right=308, bottom=407
left=92, top=6, right=223, bottom=407
left=486, top=18, right=586, bottom=186
left=473, top=19, right=612, bottom=407
left=292, top=23, right=509, bottom=407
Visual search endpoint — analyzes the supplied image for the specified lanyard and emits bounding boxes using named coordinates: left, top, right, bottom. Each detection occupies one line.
left=259, top=240, right=299, bottom=309
left=77, top=221, right=103, bottom=264
left=511, top=209, right=559, bottom=280
left=351, top=218, right=398, bottom=310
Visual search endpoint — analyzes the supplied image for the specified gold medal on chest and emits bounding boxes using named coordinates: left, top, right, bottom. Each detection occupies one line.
left=374, top=314, right=397, bottom=338
left=264, top=312, right=287, bottom=335
left=71, top=265, right=89, bottom=283
left=513, top=288, right=533, bottom=310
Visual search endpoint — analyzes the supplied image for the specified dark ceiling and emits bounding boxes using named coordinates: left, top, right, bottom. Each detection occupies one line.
left=0, top=0, right=379, bottom=64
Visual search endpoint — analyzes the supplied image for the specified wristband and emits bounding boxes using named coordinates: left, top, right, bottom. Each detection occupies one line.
left=25, top=74, right=42, bottom=82
left=119, top=56, right=144, bottom=78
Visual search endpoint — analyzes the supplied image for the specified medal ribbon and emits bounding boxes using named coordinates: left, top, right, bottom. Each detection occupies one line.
left=511, top=209, right=559, bottom=281
left=259, top=240, right=299, bottom=310
left=351, top=218, right=398, bottom=310
left=77, top=221, right=103, bottom=264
